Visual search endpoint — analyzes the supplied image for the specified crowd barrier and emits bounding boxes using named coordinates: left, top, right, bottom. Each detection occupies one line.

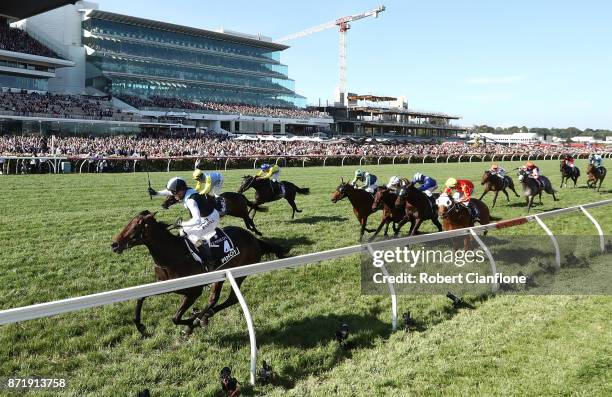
left=0, top=199, right=609, bottom=384
left=2, top=152, right=611, bottom=175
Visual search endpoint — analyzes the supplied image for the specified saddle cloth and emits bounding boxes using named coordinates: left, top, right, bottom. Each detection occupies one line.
left=183, top=228, right=240, bottom=270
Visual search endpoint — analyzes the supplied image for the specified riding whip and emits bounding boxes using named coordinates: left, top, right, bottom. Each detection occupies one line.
left=144, top=153, right=152, bottom=200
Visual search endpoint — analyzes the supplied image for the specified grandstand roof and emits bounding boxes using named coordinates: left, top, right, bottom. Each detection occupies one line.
left=86, top=10, right=289, bottom=51
left=0, top=0, right=77, bottom=20
left=348, top=94, right=397, bottom=102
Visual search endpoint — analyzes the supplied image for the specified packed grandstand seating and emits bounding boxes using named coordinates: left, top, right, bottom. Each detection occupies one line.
left=117, top=94, right=329, bottom=119
left=0, top=18, right=60, bottom=59
left=0, top=91, right=142, bottom=120
left=1, top=134, right=607, bottom=158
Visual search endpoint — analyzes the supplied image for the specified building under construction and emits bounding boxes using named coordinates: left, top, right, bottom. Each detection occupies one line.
left=312, top=94, right=467, bottom=140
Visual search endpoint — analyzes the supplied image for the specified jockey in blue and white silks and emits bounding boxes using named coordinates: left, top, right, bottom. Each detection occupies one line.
left=351, top=169, right=378, bottom=193
left=411, top=172, right=438, bottom=197
left=589, top=153, right=603, bottom=169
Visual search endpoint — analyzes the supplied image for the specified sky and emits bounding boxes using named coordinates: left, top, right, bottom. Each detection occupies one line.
left=95, top=0, right=612, bottom=129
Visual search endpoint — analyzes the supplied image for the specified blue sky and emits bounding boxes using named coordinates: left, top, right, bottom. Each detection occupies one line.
left=97, top=0, right=612, bottom=129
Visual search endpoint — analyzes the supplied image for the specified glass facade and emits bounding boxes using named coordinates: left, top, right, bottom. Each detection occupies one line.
left=0, top=73, right=48, bottom=91
left=83, top=15, right=305, bottom=107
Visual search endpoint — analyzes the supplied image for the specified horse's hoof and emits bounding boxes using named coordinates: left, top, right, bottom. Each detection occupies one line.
left=181, top=326, right=193, bottom=337
left=199, top=317, right=210, bottom=329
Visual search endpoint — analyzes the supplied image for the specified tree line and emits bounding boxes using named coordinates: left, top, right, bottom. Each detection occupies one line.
left=470, top=125, right=612, bottom=140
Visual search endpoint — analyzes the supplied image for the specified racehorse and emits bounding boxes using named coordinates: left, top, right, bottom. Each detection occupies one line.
left=560, top=161, right=580, bottom=188
left=238, top=175, right=310, bottom=219
left=162, top=192, right=267, bottom=236
left=586, top=164, right=606, bottom=191
left=518, top=169, right=558, bottom=213
left=395, top=183, right=443, bottom=235
left=111, top=211, right=287, bottom=336
left=479, top=171, right=520, bottom=207
left=436, top=196, right=491, bottom=249
left=331, top=179, right=376, bottom=241
left=370, top=186, right=414, bottom=240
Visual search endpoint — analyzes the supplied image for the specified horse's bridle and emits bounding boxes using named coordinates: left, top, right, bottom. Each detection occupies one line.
left=240, top=176, right=254, bottom=192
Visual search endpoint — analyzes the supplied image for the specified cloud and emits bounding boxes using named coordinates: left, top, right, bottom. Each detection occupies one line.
left=465, top=75, right=525, bottom=85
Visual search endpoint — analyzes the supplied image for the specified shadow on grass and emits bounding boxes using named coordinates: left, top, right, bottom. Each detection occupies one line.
left=215, top=313, right=391, bottom=383
left=290, top=215, right=349, bottom=224
left=261, top=236, right=315, bottom=250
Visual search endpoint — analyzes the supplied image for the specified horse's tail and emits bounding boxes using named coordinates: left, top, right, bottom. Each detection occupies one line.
left=296, top=186, right=310, bottom=195
left=246, top=199, right=268, bottom=213
left=257, top=239, right=289, bottom=259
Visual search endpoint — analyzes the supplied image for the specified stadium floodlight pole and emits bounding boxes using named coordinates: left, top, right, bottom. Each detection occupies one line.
left=276, top=5, right=385, bottom=104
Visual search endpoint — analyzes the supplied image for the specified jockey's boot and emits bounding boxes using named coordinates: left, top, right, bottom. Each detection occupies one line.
left=197, top=243, right=212, bottom=273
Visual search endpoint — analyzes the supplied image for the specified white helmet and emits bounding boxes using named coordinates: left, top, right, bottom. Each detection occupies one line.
left=413, top=172, right=423, bottom=181
left=166, top=177, right=187, bottom=193
left=387, top=176, right=400, bottom=188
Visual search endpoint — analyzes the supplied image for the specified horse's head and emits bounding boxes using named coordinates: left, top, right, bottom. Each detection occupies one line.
left=517, top=168, right=527, bottom=182
left=436, top=195, right=454, bottom=219
left=111, top=210, right=158, bottom=253
left=331, top=177, right=352, bottom=203
left=238, top=175, right=254, bottom=194
left=481, top=170, right=491, bottom=185
left=372, top=186, right=388, bottom=211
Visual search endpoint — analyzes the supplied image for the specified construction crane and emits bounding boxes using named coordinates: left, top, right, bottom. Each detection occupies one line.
left=276, top=5, right=385, bottom=105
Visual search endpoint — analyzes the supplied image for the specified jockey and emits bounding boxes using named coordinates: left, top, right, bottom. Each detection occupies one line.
left=525, top=161, right=540, bottom=179
left=148, top=177, right=220, bottom=247
left=387, top=176, right=409, bottom=194
left=411, top=172, right=438, bottom=197
left=443, top=177, right=479, bottom=221
left=351, top=169, right=378, bottom=193
left=256, top=163, right=282, bottom=195
left=490, top=164, right=506, bottom=178
left=589, top=153, right=603, bottom=170
left=562, top=154, right=575, bottom=168
left=193, top=169, right=224, bottom=197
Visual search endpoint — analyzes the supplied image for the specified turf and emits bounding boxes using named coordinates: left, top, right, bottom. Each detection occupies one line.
left=0, top=159, right=610, bottom=396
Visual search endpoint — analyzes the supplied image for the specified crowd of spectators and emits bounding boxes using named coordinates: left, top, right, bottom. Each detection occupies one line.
left=1, top=134, right=607, bottom=159
left=117, top=94, right=329, bottom=119
left=0, top=18, right=60, bottom=58
left=0, top=91, right=120, bottom=119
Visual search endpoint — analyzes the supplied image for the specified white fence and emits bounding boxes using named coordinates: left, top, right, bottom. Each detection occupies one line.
left=0, top=199, right=610, bottom=384
left=3, top=152, right=612, bottom=174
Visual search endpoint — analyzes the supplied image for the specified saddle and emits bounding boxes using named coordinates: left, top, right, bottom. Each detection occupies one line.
left=183, top=228, right=240, bottom=272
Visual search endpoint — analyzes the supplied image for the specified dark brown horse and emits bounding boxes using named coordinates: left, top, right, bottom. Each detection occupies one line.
left=238, top=176, right=310, bottom=219
left=162, top=192, right=267, bottom=236
left=436, top=196, right=491, bottom=249
left=587, top=164, right=606, bottom=191
left=370, top=186, right=414, bottom=240
left=395, top=183, right=443, bottom=235
left=560, top=161, right=580, bottom=188
left=480, top=171, right=520, bottom=207
left=111, top=211, right=287, bottom=336
left=331, top=179, right=375, bottom=241
left=518, top=169, right=558, bottom=213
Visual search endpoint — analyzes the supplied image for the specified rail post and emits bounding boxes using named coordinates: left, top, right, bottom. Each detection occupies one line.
left=469, top=228, right=499, bottom=292
left=226, top=270, right=257, bottom=386
left=323, top=157, right=328, bottom=167
left=302, top=158, right=307, bottom=168
left=579, top=206, right=605, bottom=252
left=224, top=158, right=230, bottom=171
left=469, top=155, right=475, bottom=163
left=533, top=215, right=561, bottom=269
left=423, top=155, right=428, bottom=164
left=458, top=155, right=463, bottom=163
left=253, top=158, right=258, bottom=170
left=435, top=155, right=440, bottom=163
left=408, top=155, right=413, bottom=164
left=377, top=156, right=383, bottom=165
left=359, top=156, right=365, bottom=166
left=366, top=245, right=397, bottom=331
left=133, top=160, right=138, bottom=173
left=511, top=154, right=516, bottom=162
left=392, top=156, right=397, bottom=165
left=341, top=156, right=347, bottom=167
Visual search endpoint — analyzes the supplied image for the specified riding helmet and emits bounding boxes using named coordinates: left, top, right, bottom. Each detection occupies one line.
left=166, top=177, right=187, bottom=193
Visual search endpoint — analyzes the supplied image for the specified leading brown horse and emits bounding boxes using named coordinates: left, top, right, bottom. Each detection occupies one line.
left=480, top=171, right=520, bottom=207
left=111, top=211, right=287, bottom=336
left=331, top=179, right=376, bottom=241
left=395, top=183, right=443, bottom=235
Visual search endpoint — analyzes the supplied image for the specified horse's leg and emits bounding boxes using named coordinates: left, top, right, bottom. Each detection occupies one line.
left=194, top=282, right=223, bottom=328
left=394, top=217, right=410, bottom=237
left=203, top=277, right=246, bottom=321
left=431, top=217, right=443, bottom=232
left=478, top=188, right=488, bottom=201
left=492, top=191, right=499, bottom=208
left=409, top=218, right=424, bottom=236
left=369, top=217, right=387, bottom=241
left=286, top=197, right=301, bottom=219
left=502, top=189, right=510, bottom=204
left=172, top=293, right=200, bottom=335
left=246, top=217, right=262, bottom=236
left=527, top=196, right=534, bottom=213
left=538, top=191, right=543, bottom=205
left=133, top=297, right=147, bottom=337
